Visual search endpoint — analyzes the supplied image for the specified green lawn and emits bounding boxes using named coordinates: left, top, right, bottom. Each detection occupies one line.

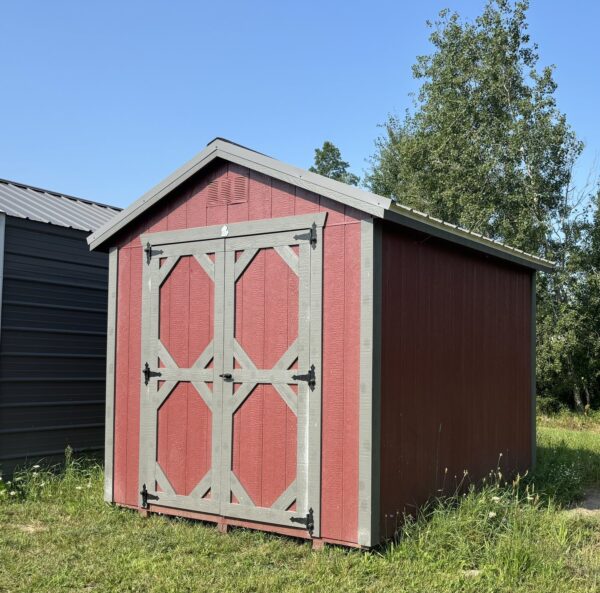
left=1, top=418, right=599, bottom=593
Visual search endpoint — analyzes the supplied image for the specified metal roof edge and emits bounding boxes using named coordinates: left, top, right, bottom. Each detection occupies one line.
left=87, top=139, right=390, bottom=250
left=86, top=138, right=554, bottom=271
left=0, top=177, right=121, bottom=212
left=88, top=144, right=219, bottom=250
left=384, top=205, right=554, bottom=272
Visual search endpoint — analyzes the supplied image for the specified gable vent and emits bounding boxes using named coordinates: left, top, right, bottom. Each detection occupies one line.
left=207, top=175, right=248, bottom=206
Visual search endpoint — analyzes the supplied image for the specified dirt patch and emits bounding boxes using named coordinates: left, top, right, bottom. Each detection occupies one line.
left=566, top=489, right=600, bottom=517
left=18, top=523, right=47, bottom=534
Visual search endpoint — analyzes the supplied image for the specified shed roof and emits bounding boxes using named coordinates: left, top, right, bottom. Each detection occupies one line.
left=0, top=178, right=120, bottom=233
left=87, top=138, right=553, bottom=271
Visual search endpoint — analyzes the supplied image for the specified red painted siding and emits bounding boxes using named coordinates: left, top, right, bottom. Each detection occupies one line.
left=112, top=161, right=363, bottom=544
left=378, top=222, right=533, bottom=540
left=232, top=247, right=299, bottom=508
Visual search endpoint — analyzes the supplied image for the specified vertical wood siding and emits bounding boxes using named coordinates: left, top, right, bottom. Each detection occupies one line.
left=112, top=162, right=363, bottom=544
left=232, top=247, right=299, bottom=508
left=378, top=222, right=533, bottom=540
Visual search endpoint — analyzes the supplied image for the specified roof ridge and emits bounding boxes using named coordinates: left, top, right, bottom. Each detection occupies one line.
left=0, top=177, right=121, bottom=211
left=86, top=138, right=553, bottom=271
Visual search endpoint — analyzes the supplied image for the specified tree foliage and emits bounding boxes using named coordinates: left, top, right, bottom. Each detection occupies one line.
left=310, top=141, right=360, bottom=186
left=368, top=0, right=599, bottom=410
left=368, top=0, right=582, bottom=258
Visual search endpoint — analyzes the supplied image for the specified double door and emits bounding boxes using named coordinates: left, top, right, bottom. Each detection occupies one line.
left=139, top=215, right=324, bottom=536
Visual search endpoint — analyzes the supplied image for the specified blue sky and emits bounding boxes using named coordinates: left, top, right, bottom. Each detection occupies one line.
left=1, top=1, right=598, bottom=208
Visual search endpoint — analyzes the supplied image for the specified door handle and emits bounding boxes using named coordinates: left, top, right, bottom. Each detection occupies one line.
left=219, top=373, right=233, bottom=382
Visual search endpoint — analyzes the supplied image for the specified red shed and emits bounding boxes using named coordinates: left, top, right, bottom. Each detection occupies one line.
left=88, top=138, right=552, bottom=549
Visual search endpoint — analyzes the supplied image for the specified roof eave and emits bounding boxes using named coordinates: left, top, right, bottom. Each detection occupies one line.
left=87, top=139, right=390, bottom=251
left=384, top=206, right=554, bottom=272
left=87, top=138, right=554, bottom=272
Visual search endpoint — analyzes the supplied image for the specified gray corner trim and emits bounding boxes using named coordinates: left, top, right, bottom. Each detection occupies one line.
left=104, top=247, right=118, bottom=503
left=0, top=213, right=5, bottom=347
left=358, top=218, right=381, bottom=547
left=530, top=271, right=537, bottom=470
left=141, top=212, right=328, bottom=247
left=383, top=209, right=553, bottom=272
left=371, top=222, right=382, bottom=546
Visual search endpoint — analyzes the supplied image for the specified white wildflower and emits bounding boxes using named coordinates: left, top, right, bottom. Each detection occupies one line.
left=32, top=465, right=40, bottom=469
left=9, top=491, right=16, bottom=496
left=75, top=486, right=83, bottom=491
left=491, top=496, right=501, bottom=503
left=488, top=511, right=497, bottom=518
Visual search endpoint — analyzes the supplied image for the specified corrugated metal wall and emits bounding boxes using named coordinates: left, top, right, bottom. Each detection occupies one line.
left=0, top=216, right=108, bottom=474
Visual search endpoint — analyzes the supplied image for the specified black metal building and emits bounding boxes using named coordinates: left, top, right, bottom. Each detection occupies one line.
left=0, top=178, right=119, bottom=474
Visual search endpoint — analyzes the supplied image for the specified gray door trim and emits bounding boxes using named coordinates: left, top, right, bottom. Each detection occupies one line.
left=357, top=218, right=382, bottom=547
left=141, top=212, right=327, bottom=247
left=138, top=213, right=325, bottom=535
left=103, top=247, right=118, bottom=502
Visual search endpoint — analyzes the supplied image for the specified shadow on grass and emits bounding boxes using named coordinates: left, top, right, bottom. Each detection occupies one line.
left=533, top=440, right=600, bottom=506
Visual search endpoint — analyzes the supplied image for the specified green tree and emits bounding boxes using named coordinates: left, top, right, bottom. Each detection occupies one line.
left=310, top=141, right=360, bottom=186
left=537, top=188, right=600, bottom=411
left=367, top=0, right=597, bottom=410
left=367, top=0, right=582, bottom=258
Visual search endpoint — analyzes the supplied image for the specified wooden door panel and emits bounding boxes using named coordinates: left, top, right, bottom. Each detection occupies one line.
left=220, top=231, right=321, bottom=535
left=139, top=240, right=224, bottom=515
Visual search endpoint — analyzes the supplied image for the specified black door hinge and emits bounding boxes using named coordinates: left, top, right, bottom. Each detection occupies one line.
left=290, top=507, right=314, bottom=536
left=144, top=242, right=153, bottom=265
left=142, top=362, right=162, bottom=385
left=292, top=364, right=316, bottom=391
left=144, top=242, right=163, bottom=264
left=293, top=222, right=318, bottom=249
left=140, top=483, right=159, bottom=509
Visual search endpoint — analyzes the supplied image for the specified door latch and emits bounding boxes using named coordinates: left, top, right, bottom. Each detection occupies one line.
left=142, top=362, right=162, bottom=385
left=292, top=364, right=316, bottom=391
left=219, top=373, right=233, bottom=382
left=140, top=483, right=159, bottom=508
left=290, top=507, right=315, bottom=536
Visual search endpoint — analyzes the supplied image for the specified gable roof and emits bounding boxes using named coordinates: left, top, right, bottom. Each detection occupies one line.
left=87, top=138, right=553, bottom=271
left=0, top=178, right=120, bottom=233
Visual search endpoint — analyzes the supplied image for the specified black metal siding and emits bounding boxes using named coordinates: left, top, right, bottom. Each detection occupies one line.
left=0, top=217, right=107, bottom=473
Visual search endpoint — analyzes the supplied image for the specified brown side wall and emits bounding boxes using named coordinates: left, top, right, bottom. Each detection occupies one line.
left=378, top=221, right=533, bottom=541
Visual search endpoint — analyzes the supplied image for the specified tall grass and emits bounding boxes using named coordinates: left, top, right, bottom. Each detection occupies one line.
left=0, top=419, right=598, bottom=593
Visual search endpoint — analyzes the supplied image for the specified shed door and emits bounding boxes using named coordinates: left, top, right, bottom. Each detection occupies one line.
left=139, top=238, right=225, bottom=516
left=139, top=222, right=322, bottom=537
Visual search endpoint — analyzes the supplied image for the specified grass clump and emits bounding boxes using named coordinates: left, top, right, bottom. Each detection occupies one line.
left=0, top=418, right=599, bottom=592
